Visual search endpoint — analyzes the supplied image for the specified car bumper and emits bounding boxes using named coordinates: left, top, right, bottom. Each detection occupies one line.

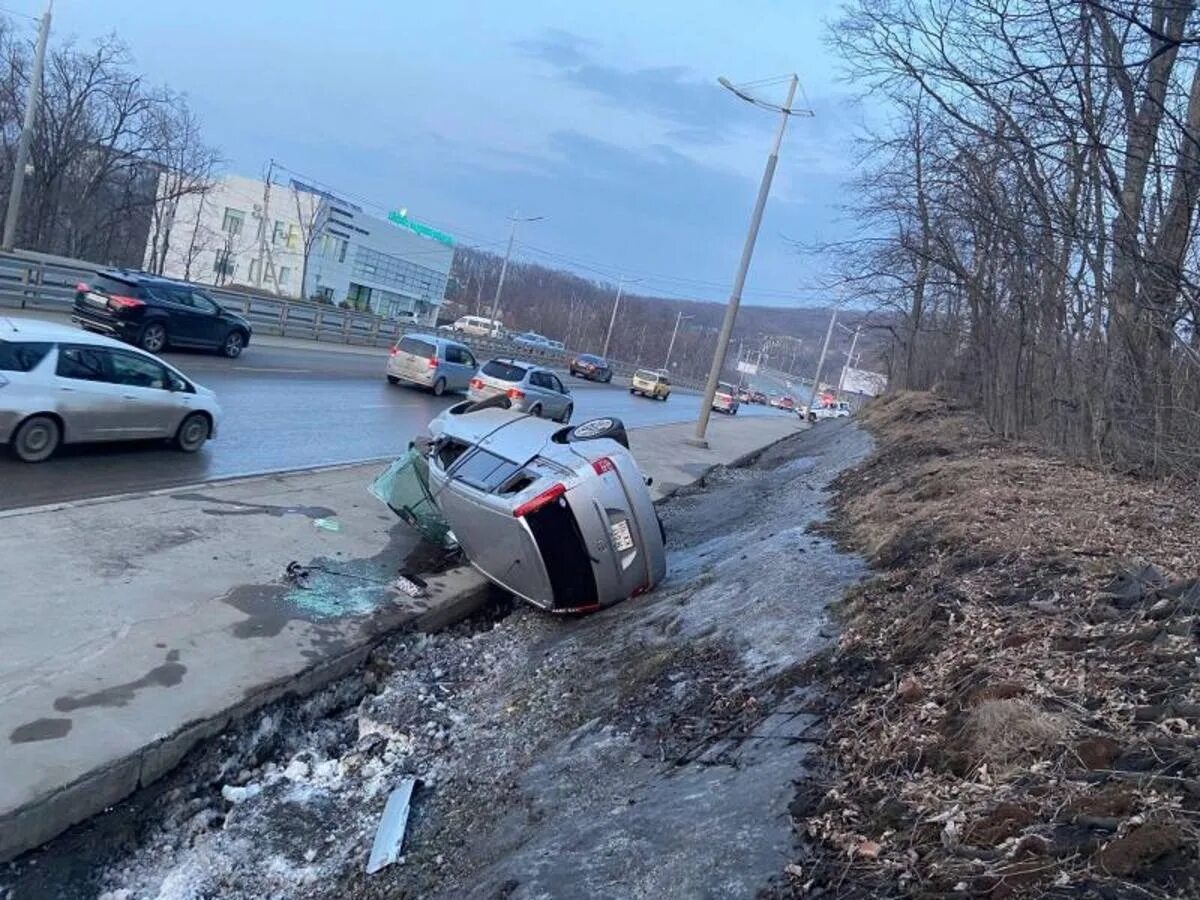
left=387, top=360, right=436, bottom=386
left=72, top=310, right=139, bottom=341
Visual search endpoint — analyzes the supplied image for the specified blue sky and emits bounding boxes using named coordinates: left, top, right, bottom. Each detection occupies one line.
left=10, top=0, right=863, bottom=306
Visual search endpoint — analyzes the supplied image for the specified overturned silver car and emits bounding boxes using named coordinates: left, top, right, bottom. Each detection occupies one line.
left=419, top=399, right=667, bottom=614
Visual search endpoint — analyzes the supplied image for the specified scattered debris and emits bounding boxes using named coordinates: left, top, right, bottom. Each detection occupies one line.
left=366, top=776, right=417, bottom=875
left=312, top=517, right=341, bottom=533
left=389, top=573, right=427, bottom=599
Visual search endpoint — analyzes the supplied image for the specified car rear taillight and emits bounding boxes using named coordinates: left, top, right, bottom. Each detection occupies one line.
left=513, top=483, right=566, bottom=517
left=107, top=295, right=144, bottom=310
left=470, top=377, right=483, bottom=390
left=427, top=356, right=438, bottom=369
left=507, top=387, right=525, bottom=400
left=592, top=457, right=615, bottom=476
left=390, top=346, right=399, bottom=356
left=75, top=281, right=90, bottom=296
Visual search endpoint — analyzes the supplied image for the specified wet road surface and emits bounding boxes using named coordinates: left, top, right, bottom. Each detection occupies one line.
left=0, top=344, right=789, bottom=510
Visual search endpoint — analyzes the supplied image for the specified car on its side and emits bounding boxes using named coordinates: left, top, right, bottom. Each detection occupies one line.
left=630, top=369, right=671, bottom=400
left=0, top=317, right=221, bottom=462
left=424, top=401, right=666, bottom=614
left=452, top=315, right=504, bottom=338
left=387, top=333, right=478, bottom=395
left=468, top=358, right=573, bottom=422
left=72, top=271, right=252, bottom=358
left=712, top=382, right=740, bottom=415
left=569, top=353, right=612, bottom=383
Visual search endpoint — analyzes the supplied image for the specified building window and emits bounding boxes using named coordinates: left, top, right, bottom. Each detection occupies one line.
left=248, top=258, right=260, bottom=283
left=279, top=266, right=291, bottom=286
left=213, top=252, right=236, bottom=280
left=272, top=220, right=287, bottom=246
left=222, top=207, right=245, bottom=236
left=286, top=225, right=301, bottom=250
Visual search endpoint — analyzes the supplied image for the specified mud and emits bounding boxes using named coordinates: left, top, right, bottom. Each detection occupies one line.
left=0, top=420, right=872, bottom=900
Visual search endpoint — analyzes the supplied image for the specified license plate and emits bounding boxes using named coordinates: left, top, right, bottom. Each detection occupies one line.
left=610, top=520, right=634, bottom=552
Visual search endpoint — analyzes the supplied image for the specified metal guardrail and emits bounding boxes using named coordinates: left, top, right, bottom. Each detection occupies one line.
left=0, top=250, right=704, bottom=389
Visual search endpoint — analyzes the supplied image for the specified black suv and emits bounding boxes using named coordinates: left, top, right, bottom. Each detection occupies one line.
left=72, top=270, right=252, bottom=358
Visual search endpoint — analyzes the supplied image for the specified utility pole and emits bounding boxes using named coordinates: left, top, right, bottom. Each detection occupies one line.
left=808, top=304, right=839, bottom=413
left=601, top=276, right=625, bottom=359
left=693, top=74, right=803, bottom=446
left=663, top=310, right=690, bottom=372
left=488, top=211, right=542, bottom=333
left=256, top=158, right=276, bottom=291
left=2, top=3, right=52, bottom=251
left=836, top=324, right=862, bottom=401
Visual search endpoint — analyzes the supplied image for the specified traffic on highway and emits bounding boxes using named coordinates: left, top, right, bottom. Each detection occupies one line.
left=0, top=316, right=793, bottom=511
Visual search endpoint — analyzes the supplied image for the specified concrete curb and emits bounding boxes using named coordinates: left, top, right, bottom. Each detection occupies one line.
left=0, top=420, right=801, bottom=862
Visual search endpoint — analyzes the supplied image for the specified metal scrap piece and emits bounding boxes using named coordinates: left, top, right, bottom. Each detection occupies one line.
left=366, top=776, right=417, bottom=874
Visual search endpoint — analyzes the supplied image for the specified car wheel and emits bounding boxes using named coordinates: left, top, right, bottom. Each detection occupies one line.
left=567, top=416, right=629, bottom=449
left=221, top=330, right=246, bottom=358
left=629, top=388, right=636, bottom=395
left=387, top=375, right=400, bottom=385
left=432, top=377, right=447, bottom=397
left=140, top=321, right=167, bottom=354
left=557, top=403, right=573, bottom=424
left=529, top=403, right=543, bottom=418
left=12, top=414, right=60, bottom=463
left=174, top=412, right=210, bottom=452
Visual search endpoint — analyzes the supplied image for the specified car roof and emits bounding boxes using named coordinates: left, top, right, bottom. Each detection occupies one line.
left=487, top=357, right=546, bottom=371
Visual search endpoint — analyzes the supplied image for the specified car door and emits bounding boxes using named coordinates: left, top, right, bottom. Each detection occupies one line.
left=185, top=290, right=228, bottom=347
left=527, top=371, right=554, bottom=413
left=53, top=344, right=137, bottom=441
left=105, top=349, right=183, bottom=437
left=545, top=373, right=570, bottom=418
left=445, top=344, right=477, bottom=392
left=144, top=285, right=204, bottom=346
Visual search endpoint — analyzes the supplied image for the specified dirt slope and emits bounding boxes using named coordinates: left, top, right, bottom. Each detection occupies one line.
left=786, top=392, right=1200, bottom=898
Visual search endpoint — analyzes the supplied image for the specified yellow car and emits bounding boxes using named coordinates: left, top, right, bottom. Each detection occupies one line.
left=630, top=369, right=671, bottom=401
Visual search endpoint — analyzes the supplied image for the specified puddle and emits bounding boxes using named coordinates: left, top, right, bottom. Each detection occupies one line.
left=53, top=651, right=186, bottom=712
left=10, top=717, right=72, bottom=744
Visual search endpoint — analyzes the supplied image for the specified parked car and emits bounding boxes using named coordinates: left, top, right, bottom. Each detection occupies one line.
left=737, top=387, right=754, bottom=404
left=386, top=333, right=478, bottom=395
left=0, top=317, right=221, bottom=462
left=750, top=390, right=767, bottom=405
left=630, top=369, right=671, bottom=400
left=569, top=353, right=612, bottom=383
left=712, top=382, right=740, bottom=415
left=422, top=401, right=666, bottom=614
left=72, top=270, right=252, bottom=358
left=805, top=400, right=852, bottom=422
left=452, top=315, right=504, bottom=338
left=468, top=358, right=573, bottom=422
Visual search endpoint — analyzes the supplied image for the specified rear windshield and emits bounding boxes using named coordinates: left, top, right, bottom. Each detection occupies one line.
left=0, top=340, right=52, bottom=372
left=87, top=275, right=141, bottom=296
left=717, top=383, right=736, bottom=394
left=451, top=448, right=522, bottom=492
left=482, top=360, right=527, bottom=382
left=635, top=370, right=662, bottom=382
left=397, top=337, right=436, bottom=357
left=579, top=355, right=604, bottom=364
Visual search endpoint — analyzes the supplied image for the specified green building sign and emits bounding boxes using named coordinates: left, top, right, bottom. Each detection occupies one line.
left=387, top=209, right=455, bottom=247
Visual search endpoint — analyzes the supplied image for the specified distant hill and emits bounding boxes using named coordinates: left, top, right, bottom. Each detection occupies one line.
left=446, top=246, right=884, bottom=384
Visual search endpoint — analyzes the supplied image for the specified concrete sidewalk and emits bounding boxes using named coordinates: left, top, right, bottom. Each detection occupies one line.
left=0, top=413, right=802, bottom=860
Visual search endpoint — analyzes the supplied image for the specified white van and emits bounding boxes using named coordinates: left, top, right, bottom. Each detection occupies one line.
left=452, top=316, right=504, bottom=338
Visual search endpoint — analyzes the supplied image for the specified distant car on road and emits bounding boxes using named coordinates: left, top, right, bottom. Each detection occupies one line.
left=452, top=315, right=504, bottom=338
left=804, top=400, right=852, bottom=422
left=712, top=382, right=740, bottom=415
left=387, top=333, right=478, bottom=396
left=512, top=331, right=550, bottom=347
left=72, top=270, right=252, bottom=359
left=737, top=387, right=754, bottom=404
left=468, top=358, right=573, bottom=422
left=750, top=390, right=767, bottom=405
left=777, top=395, right=796, bottom=412
left=423, top=402, right=665, bottom=614
left=0, top=317, right=221, bottom=462
left=630, top=369, right=671, bottom=400
left=569, top=353, right=612, bottom=382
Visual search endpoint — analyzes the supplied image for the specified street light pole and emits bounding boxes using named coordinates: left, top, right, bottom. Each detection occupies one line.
left=601, top=276, right=625, bottom=359
left=2, top=3, right=52, bottom=251
left=663, top=310, right=691, bottom=371
left=488, top=211, right=542, bottom=332
left=693, top=74, right=802, bottom=446
left=808, top=304, right=839, bottom=412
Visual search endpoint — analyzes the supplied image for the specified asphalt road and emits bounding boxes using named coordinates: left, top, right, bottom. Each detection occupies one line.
left=0, top=343, right=792, bottom=510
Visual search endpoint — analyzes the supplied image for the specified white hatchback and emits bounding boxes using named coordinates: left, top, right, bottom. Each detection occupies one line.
left=0, top=317, right=221, bottom=462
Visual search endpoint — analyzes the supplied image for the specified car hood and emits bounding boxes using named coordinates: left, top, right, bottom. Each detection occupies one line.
left=222, top=309, right=252, bottom=331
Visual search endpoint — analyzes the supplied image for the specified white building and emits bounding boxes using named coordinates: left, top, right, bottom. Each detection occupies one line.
left=143, top=173, right=454, bottom=326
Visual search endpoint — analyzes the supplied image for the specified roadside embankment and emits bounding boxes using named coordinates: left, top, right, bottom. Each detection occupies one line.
left=787, top=391, right=1200, bottom=897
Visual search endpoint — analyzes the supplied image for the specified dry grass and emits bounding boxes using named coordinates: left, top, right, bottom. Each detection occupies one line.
left=960, top=699, right=1068, bottom=768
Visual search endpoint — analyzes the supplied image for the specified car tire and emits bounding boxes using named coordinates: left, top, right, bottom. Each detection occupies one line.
left=529, top=403, right=543, bottom=418
left=567, top=416, right=629, bottom=449
left=629, top=388, right=636, bottom=395
left=174, top=412, right=211, bottom=452
left=432, top=377, right=447, bottom=397
left=557, top=403, right=573, bottom=424
left=12, top=414, right=60, bottom=463
left=221, top=330, right=246, bottom=358
left=140, top=321, right=168, bottom=354
left=387, top=375, right=400, bottom=385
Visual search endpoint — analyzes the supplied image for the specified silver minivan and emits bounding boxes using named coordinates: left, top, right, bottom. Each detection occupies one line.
left=387, top=333, right=478, bottom=396
left=468, top=358, right=573, bottom=422
left=424, top=403, right=666, bottom=613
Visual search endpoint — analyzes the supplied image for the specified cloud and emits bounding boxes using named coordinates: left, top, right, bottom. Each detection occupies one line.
left=512, top=28, right=594, bottom=68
